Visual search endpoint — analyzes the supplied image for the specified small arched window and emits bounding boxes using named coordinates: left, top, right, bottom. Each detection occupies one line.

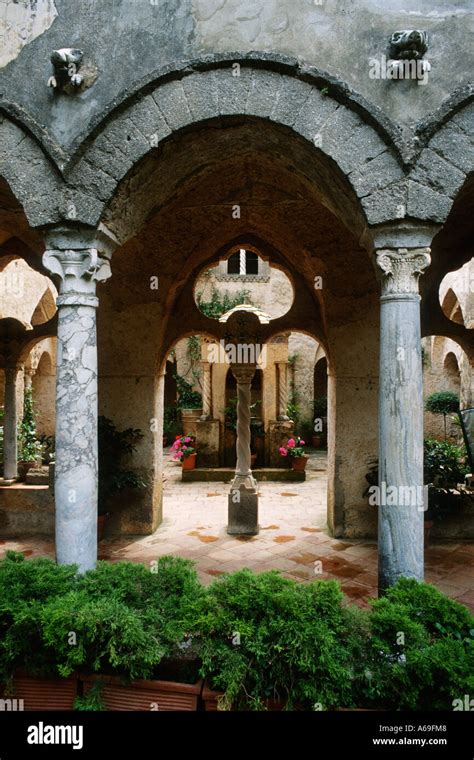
left=227, top=249, right=259, bottom=276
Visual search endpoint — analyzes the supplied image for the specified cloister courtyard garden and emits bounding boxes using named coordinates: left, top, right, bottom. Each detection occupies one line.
left=0, top=0, right=473, bottom=753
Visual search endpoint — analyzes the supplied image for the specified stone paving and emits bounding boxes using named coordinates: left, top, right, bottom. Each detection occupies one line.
left=1, top=449, right=474, bottom=612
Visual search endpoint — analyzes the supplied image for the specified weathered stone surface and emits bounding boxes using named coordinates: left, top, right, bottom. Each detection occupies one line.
left=428, top=125, right=474, bottom=174
left=126, top=94, right=172, bottom=143
left=362, top=180, right=408, bottom=225
left=152, top=80, right=194, bottom=131
left=348, top=150, right=405, bottom=198
left=406, top=180, right=453, bottom=222
left=292, top=88, right=339, bottom=144
left=182, top=70, right=219, bottom=121
left=245, top=70, right=282, bottom=119
left=214, top=65, right=253, bottom=115
left=270, top=77, right=311, bottom=127
left=410, top=148, right=466, bottom=198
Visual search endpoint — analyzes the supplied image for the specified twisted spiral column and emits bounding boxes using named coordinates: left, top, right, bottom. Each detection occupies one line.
left=277, top=362, right=289, bottom=420
left=200, top=362, right=212, bottom=420
left=231, top=363, right=257, bottom=491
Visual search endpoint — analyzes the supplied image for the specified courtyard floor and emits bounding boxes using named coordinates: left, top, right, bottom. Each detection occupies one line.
left=1, top=449, right=474, bottom=612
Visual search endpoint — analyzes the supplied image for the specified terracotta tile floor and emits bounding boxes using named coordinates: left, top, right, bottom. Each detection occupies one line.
left=1, top=450, right=473, bottom=612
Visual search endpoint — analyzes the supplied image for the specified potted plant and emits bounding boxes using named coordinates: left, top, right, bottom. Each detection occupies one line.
left=425, top=391, right=459, bottom=440
left=98, top=417, right=146, bottom=539
left=175, top=374, right=202, bottom=434
left=171, top=434, right=197, bottom=470
left=312, top=396, right=328, bottom=447
left=279, top=436, right=308, bottom=471
left=423, top=438, right=470, bottom=538
left=17, top=388, right=42, bottom=480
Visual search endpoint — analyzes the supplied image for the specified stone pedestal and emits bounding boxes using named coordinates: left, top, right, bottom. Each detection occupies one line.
left=196, top=419, right=219, bottom=466
left=228, top=488, right=259, bottom=535
left=267, top=419, right=294, bottom=467
left=376, top=245, right=431, bottom=591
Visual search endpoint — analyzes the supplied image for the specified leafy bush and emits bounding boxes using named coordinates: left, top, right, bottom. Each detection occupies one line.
left=188, top=570, right=360, bottom=710
left=425, top=391, right=460, bottom=439
left=174, top=374, right=202, bottom=410
left=98, top=417, right=146, bottom=514
left=196, top=287, right=252, bottom=320
left=366, top=579, right=474, bottom=710
left=424, top=438, right=468, bottom=487
left=0, top=552, right=78, bottom=680
left=17, top=388, right=41, bottom=463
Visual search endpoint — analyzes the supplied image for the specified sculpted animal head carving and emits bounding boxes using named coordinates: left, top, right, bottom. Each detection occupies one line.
left=389, top=30, right=428, bottom=61
left=48, top=48, right=84, bottom=90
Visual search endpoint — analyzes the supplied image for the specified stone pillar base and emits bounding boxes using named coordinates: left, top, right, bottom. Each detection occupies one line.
left=196, top=419, right=220, bottom=467
left=267, top=420, right=294, bottom=466
left=227, top=489, right=259, bottom=535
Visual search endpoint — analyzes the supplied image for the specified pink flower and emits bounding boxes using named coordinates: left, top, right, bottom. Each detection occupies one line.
left=279, top=447, right=287, bottom=456
left=184, top=437, right=191, bottom=443
left=287, top=438, right=296, bottom=448
left=300, top=440, right=305, bottom=446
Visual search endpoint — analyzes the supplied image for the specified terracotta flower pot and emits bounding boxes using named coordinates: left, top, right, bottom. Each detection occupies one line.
left=311, top=435, right=322, bottom=448
left=7, top=672, right=77, bottom=710
left=291, top=455, right=308, bottom=472
left=81, top=674, right=202, bottom=711
left=182, top=453, right=197, bottom=470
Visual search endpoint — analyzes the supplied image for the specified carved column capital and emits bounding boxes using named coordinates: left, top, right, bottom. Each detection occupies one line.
left=376, top=248, right=431, bottom=297
left=231, top=363, right=256, bottom=385
left=42, top=248, right=111, bottom=306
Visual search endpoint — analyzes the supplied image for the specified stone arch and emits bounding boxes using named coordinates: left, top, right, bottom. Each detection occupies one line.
left=68, top=57, right=407, bottom=233
left=411, top=93, right=474, bottom=224
left=441, top=288, right=465, bottom=326
left=0, top=113, right=63, bottom=228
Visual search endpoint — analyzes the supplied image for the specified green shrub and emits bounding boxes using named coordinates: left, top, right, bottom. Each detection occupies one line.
left=189, top=570, right=358, bottom=710
left=0, top=552, right=78, bottom=680
left=367, top=579, right=474, bottom=710
left=424, top=438, right=468, bottom=487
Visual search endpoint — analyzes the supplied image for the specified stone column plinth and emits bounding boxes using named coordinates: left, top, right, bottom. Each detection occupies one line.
left=200, top=362, right=212, bottom=421
left=228, top=363, right=258, bottom=535
left=3, top=365, right=20, bottom=480
left=43, top=226, right=116, bottom=572
left=267, top=419, right=294, bottom=467
left=276, top=361, right=289, bottom=421
left=376, top=246, right=431, bottom=591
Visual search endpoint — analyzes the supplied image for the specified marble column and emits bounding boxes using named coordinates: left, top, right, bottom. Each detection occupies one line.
left=376, top=246, right=431, bottom=591
left=43, top=227, right=116, bottom=572
left=3, top=365, right=20, bottom=480
left=228, top=363, right=258, bottom=535
left=277, top=361, right=289, bottom=421
left=200, top=361, right=212, bottom=421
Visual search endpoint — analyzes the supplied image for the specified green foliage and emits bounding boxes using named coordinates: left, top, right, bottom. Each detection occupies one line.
left=314, top=396, right=328, bottom=417
left=18, top=388, right=41, bottom=462
left=366, top=579, right=474, bottom=710
left=163, top=405, right=178, bottom=437
left=424, top=438, right=468, bottom=487
left=38, top=434, right=55, bottom=464
left=186, top=335, right=201, bottom=363
left=98, top=417, right=146, bottom=514
left=223, top=398, right=261, bottom=432
left=425, top=391, right=460, bottom=439
left=174, top=373, right=202, bottom=410
left=196, top=287, right=252, bottom=320
left=188, top=570, right=358, bottom=710
left=0, top=552, right=78, bottom=680
left=74, top=682, right=104, bottom=711
left=425, top=391, right=460, bottom=416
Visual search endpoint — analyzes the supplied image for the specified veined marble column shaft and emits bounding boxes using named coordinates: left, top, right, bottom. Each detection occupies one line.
left=376, top=247, right=431, bottom=591
left=232, top=363, right=257, bottom=491
left=3, top=365, right=20, bottom=480
left=43, top=243, right=112, bottom=572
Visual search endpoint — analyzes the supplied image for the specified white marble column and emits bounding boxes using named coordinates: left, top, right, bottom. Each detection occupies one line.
left=277, top=361, right=289, bottom=421
left=232, top=363, right=257, bottom=490
left=376, top=246, right=431, bottom=591
left=3, top=365, right=20, bottom=480
left=43, top=227, right=115, bottom=572
left=200, top=361, right=212, bottom=421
